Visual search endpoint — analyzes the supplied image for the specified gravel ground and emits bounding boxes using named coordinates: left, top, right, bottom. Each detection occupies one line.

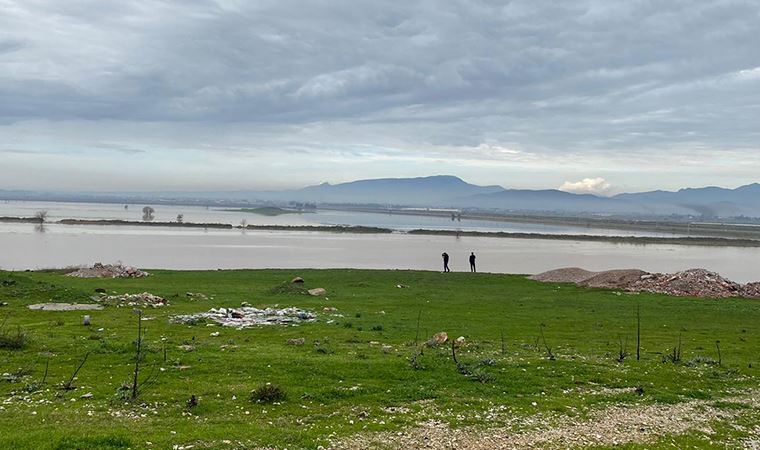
left=331, top=391, right=760, bottom=449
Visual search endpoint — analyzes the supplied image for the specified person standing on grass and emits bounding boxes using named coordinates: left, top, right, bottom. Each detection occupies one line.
left=442, top=252, right=450, bottom=272
left=469, top=252, right=476, bottom=273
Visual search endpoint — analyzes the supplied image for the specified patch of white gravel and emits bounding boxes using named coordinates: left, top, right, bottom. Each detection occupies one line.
left=331, top=391, right=760, bottom=450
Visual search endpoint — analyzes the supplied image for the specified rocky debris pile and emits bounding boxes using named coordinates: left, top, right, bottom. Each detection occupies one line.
left=741, top=282, right=760, bottom=299
left=95, top=292, right=167, bottom=308
left=66, top=263, right=149, bottom=279
left=532, top=267, right=757, bottom=299
left=629, top=269, right=741, bottom=298
left=171, top=306, right=316, bottom=329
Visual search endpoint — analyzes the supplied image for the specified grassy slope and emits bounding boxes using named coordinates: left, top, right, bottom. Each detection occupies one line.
left=1, top=269, right=759, bottom=449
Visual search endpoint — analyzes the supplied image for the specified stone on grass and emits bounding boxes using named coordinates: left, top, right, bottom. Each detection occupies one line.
left=308, top=288, right=327, bottom=296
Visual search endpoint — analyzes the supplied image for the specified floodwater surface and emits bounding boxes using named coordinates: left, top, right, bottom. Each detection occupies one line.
left=1, top=222, right=758, bottom=283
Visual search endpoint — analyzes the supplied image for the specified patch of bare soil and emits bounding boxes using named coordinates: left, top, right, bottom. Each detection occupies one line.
left=331, top=393, right=758, bottom=449
left=27, top=303, right=103, bottom=311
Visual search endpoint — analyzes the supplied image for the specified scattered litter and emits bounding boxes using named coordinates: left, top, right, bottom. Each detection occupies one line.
left=27, top=303, right=103, bottom=311
left=171, top=306, right=316, bottom=329
left=66, top=263, right=149, bottom=278
left=95, top=292, right=167, bottom=308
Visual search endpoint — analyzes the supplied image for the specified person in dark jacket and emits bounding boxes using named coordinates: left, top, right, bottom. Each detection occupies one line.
left=469, top=252, right=476, bottom=272
left=442, top=252, right=450, bottom=272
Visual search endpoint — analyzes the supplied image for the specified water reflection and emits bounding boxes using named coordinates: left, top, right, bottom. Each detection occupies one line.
left=1, top=222, right=758, bottom=283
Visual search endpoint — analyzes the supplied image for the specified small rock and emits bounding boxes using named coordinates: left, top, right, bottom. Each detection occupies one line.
left=291, top=277, right=305, bottom=284
left=287, top=338, right=305, bottom=346
left=323, top=306, right=338, bottom=312
left=425, top=331, right=448, bottom=347
left=308, top=288, right=327, bottom=296
left=210, top=331, right=220, bottom=337
left=382, top=345, right=393, bottom=354
left=454, top=336, right=466, bottom=347
left=240, top=301, right=251, bottom=307
left=80, top=393, right=93, bottom=399
left=178, top=345, right=195, bottom=352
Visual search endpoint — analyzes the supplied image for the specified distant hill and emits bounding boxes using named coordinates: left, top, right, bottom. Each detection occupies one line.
left=259, top=175, right=504, bottom=206
left=3, top=178, right=760, bottom=218
left=614, top=184, right=760, bottom=218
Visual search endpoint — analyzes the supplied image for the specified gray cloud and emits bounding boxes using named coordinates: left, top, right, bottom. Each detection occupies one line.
left=1, top=0, right=760, bottom=191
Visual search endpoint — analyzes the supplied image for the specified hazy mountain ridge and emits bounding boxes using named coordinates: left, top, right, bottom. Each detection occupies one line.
left=3, top=177, right=760, bottom=218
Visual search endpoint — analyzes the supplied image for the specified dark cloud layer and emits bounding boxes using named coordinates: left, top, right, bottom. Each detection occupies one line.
left=1, top=0, right=760, bottom=191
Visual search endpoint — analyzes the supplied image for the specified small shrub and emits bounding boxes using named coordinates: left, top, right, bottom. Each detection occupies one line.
left=251, top=383, right=286, bottom=403
left=685, top=356, right=719, bottom=367
left=343, top=322, right=353, bottom=329
left=470, top=368, right=493, bottom=384
left=268, top=283, right=308, bottom=296
left=0, top=325, right=28, bottom=350
left=371, top=325, right=384, bottom=332
left=314, top=340, right=333, bottom=354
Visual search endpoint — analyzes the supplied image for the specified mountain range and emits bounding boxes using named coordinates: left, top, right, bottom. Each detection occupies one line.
left=3, top=175, right=760, bottom=218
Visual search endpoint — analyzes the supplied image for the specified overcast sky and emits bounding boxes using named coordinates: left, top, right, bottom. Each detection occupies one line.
left=1, top=0, right=760, bottom=194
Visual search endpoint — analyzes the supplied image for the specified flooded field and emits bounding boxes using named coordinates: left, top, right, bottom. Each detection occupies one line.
left=1, top=221, right=758, bottom=283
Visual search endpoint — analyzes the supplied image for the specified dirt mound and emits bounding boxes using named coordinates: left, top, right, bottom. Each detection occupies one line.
left=630, top=269, right=742, bottom=298
left=579, top=269, right=648, bottom=289
left=529, top=268, right=597, bottom=283
left=66, top=263, right=149, bottom=278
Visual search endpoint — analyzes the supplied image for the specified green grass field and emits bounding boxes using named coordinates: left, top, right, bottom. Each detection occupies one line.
left=1, top=269, right=760, bottom=449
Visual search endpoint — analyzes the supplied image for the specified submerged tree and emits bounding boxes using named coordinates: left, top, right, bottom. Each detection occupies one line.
left=142, top=206, right=155, bottom=222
